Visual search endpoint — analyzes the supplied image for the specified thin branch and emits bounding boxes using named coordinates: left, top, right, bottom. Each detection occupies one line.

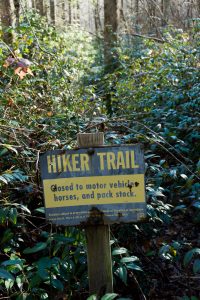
left=0, top=40, right=18, bottom=58
left=65, top=116, right=200, bottom=181
left=121, top=123, right=200, bottom=181
left=127, top=32, right=166, bottom=43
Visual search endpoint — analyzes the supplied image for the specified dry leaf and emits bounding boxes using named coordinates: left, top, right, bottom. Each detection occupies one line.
left=8, top=98, right=14, bottom=107
left=14, top=67, right=34, bottom=80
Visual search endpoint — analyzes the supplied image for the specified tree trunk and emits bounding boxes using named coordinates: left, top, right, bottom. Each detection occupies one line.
left=147, top=0, right=157, bottom=33
left=197, top=0, right=200, bottom=16
left=135, top=0, right=139, bottom=31
left=73, top=1, right=76, bottom=23
left=161, top=0, right=170, bottom=26
left=13, top=0, right=20, bottom=26
left=76, top=0, right=80, bottom=24
left=62, top=0, right=67, bottom=24
left=35, top=0, right=45, bottom=16
left=104, top=0, right=119, bottom=69
left=0, top=0, right=15, bottom=44
left=104, top=0, right=119, bottom=115
left=32, top=0, right=36, bottom=9
left=50, top=0, right=56, bottom=25
left=68, top=0, right=72, bottom=24
left=186, top=1, right=193, bottom=28
left=94, top=0, right=101, bottom=32
left=119, top=0, right=124, bottom=24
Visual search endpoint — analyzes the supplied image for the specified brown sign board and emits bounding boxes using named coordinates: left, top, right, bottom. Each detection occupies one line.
left=40, top=145, right=146, bottom=226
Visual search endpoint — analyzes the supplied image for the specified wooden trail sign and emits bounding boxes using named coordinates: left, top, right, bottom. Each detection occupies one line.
left=40, top=132, right=146, bottom=295
left=40, top=142, right=146, bottom=226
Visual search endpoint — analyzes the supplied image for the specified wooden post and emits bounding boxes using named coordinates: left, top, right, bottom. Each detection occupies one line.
left=77, top=133, right=113, bottom=296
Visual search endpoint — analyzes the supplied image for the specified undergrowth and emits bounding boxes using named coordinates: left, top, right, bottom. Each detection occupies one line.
left=0, top=12, right=199, bottom=300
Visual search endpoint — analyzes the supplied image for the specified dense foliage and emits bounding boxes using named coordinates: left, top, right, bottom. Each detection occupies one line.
left=0, top=12, right=199, bottom=300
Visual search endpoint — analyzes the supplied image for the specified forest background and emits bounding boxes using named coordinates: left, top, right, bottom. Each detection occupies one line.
left=0, top=1, right=199, bottom=300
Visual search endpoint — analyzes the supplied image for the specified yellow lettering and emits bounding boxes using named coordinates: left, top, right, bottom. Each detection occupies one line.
left=125, top=151, right=130, bottom=168
left=80, top=154, right=89, bottom=171
left=107, top=152, right=116, bottom=170
left=97, top=153, right=107, bottom=170
left=116, top=151, right=125, bottom=169
left=47, top=155, right=57, bottom=173
left=57, top=155, right=62, bottom=172
left=131, top=151, right=139, bottom=168
left=62, top=154, right=72, bottom=171
left=72, top=154, right=80, bottom=171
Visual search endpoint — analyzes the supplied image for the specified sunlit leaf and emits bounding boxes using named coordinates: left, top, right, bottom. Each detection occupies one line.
left=112, top=248, right=128, bottom=256
left=126, top=263, right=143, bottom=272
left=101, top=293, right=118, bottom=300
left=9, top=207, right=17, bottom=224
left=87, top=295, right=97, bottom=300
left=120, top=256, right=139, bottom=263
left=180, top=174, right=188, bottom=180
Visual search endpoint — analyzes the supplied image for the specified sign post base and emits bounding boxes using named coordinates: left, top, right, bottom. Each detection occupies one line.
left=77, top=133, right=113, bottom=296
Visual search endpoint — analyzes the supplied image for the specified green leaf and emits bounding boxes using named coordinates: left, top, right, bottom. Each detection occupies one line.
left=17, top=204, right=31, bottom=214
left=159, top=159, right=166, bottom=166
left=87, top=296, right=97, bottom=300
left=110, top=240, right=116, bottom=246
left=193, top=259, right=200, bottom=273
left=0, top=229, right=14, bottom=245
left=40, top=293, right=48, bottom=300
left=9, top=207, right=18, bottom=224
left=3, top=144, right=18, bottom=155
left=53, top=234, right=75, bottom=243
left=0, top=268, right=15, bottom=281
left=23, top=242, right=47, bottom=254
left=184, top=248, right=200, bottom=266
left=0, top=209, right=8, bottom=225
left=29, top=274, right=42, bottom=288
left=192, top=202, right=200, bottom=209
left=1, top=259, right=24, bottom=267
left=180, top=174, right=188, bottom=180
left=173, top=205, right=186, bottom=212
left=0, top=175, right=7, bottom=184
left=112, top=248, right=128, bottom=256
left=51, top=278, right=64, bottom=291
left=120, top=256, right=139, bottom=263
left=36, top=257, right=52, bottom=280
left=5, top=278, right=14, bottom=289
left=0, top=148, right=8, bottom=156
left=53, top=242, right=63, bottom=256
left=16, top=275, right=24, bottom=289
left=101, top=293, right=118, bottom=300
left=118, top=266, right=127, bottom=284
left=34, top=207, right=45, bottom=214
left=126, top=263, right=143, bottom=272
